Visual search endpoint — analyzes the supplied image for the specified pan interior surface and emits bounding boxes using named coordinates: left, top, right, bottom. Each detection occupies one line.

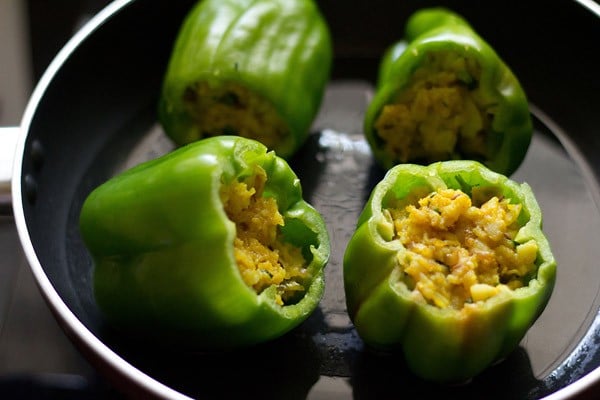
left=63, top=82, right=600, bottom=400
left=16, top=0, right=600, bottom=399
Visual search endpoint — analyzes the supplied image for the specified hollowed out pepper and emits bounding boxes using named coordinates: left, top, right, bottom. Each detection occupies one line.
left=79, top=136, right=330, bottom=348
left=343, top=160, right=556, bottom=383
left=158, top=0, right=332, bottom=159
left=364, top=8, right=533, bottom=176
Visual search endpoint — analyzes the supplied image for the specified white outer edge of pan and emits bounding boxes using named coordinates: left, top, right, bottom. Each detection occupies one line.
left=10, top=0, right=600, bottom=399
left=11, top=1, right=193, bottom=398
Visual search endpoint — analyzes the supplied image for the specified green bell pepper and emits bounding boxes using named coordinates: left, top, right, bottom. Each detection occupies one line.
left=343, top=160, right=556, bottom=383
left=79, top=136, right=330, bottom=348
left=158, top=0, right=332, bottom=159
left=364, top=8, right=533, bottom=176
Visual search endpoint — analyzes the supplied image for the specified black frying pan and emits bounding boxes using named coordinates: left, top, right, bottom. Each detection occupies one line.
left=2, top=0, right=600, bottom=398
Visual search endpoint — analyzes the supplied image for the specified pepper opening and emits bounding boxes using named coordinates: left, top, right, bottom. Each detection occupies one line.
left=220, top=166, right=310, bottom=306
left=387, top=187, right=538, bottom=310
left=183, top=81, right=289, bottom=150
left=375, top=51, right=492, bottom=164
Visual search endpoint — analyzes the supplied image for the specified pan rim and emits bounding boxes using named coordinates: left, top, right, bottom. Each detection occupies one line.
left=9, top=0, right=600, bottom=399
left=11, top=0, right=192, bottom=398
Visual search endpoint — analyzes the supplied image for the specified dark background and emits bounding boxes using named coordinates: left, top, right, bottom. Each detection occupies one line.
left=27, top=1, right=112, bottom=83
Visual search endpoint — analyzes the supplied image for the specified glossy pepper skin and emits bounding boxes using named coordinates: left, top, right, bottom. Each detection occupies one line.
left=365, top=8, right=532, bottom=176
left=158, top=0, right=332, bottom=159
left=79, top=136, right=330, bottom=348
left=343, top=160, right=556, bottom=383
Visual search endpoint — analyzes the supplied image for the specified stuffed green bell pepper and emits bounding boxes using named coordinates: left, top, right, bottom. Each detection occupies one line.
left=364, top=8, right=533, bottom=176
left=343, top=160, right=556, bottom=383
left=79, top=136, right=330, bottom=348
left=158, top=0, right=332, bottom=159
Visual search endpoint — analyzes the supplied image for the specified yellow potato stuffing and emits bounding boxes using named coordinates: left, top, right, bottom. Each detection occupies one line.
left=220, top=166, right=308, bottom=306
left=388, top=188, right=538, bottom=310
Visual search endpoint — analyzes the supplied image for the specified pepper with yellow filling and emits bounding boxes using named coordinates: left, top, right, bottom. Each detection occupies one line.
left=343, top=160, right=556, bottom=383
left=79, top=136, right=330, bottom=348
left=158, top=0, right=332, bottom=159
left=221, top=166, right=310, bottom=306
left=364, top=8, right=532, bottom=175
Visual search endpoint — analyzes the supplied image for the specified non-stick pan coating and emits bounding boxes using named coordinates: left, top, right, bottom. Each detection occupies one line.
left=15, top=0, right=600, bottom=398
